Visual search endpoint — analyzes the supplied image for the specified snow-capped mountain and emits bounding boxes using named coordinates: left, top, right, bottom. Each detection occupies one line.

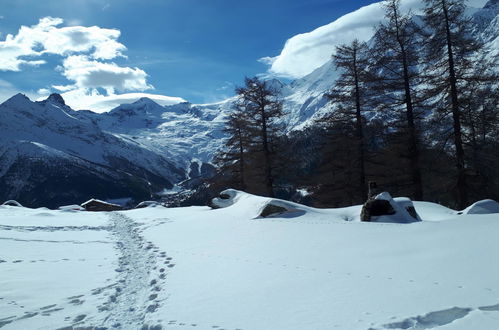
left=0, top=93, right=185, bottom=208
left=90, top=97, right=231, bottom=165
left=75, top=96, right=233, bottom=185
left=0, top=0, right=497, bottom=207
left=96, top=0, right=496, bottom=169
left=274, top=0, right=499, bottom=130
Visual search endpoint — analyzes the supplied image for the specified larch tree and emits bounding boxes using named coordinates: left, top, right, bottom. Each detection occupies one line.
left=326, top=39, right=371, bottom=202
left=213, top=109, right=252, bottom=191
left=369, top=0, right=425, bottom=200
left=422, top=0, right=483, bottom=208
left=235, top=77, right=284, bottom=197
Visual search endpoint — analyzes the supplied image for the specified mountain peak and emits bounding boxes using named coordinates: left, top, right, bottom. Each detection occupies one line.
left=45, top=93, right=66, bottom=106
left=8, top=93, right=30, bottom=102
left=1, top=93, right=32, bottom=108
left=133, top=97, right=162, bottom=107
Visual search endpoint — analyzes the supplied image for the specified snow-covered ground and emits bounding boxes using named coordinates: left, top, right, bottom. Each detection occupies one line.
left=1, top=192, right=499, bottom=330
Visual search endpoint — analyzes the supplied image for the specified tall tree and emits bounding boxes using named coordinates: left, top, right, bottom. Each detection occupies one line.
left=235, top=77, right=284, bottom=197
left=459, top=62, right=499, bottom=199
left=370, top=0, right=425, bottom=200
left=422, top=0, right=482, bottom=208
left=326, top=39, right=371, bottom=202
left=213, top=110, right=252, bottom=191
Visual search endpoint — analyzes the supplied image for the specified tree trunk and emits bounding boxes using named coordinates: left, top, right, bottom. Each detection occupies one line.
left=237, top=127, right=246, bottom=191
left=394, top=9, right=423, bottom=200
left=353, top=49, right=368, bottom=201
left=442, top=0, right=468, bottom=208
left=260, top=105, right=274, bottom=197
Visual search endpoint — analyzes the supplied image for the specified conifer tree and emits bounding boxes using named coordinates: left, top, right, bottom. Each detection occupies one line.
left=235, top=77, right=284, bottom=197
left=459, top=63, right=499, bottom=199
left=423, top=0, right=486, bottom=208
left=214, top=109, right=251, bottom=191
left=370, top=0, right=425, bottom=200
left=326, top=39, right=371, bottom=202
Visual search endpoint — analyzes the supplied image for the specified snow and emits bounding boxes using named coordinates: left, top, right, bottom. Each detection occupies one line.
left=2, top=2, right=497, bottom=184
left=371, top=192, right=421, bottom=223
left=81, top=0, right=498, bottom=170
left=461, top=199, right=499, bottom=215
left=81, top=199, right=121, bottom=208
left=1, top=200, right=23, bottom=207
left=0, top=93, right=184, bottom=200
left=262, top=0, right=489, bottom=79
left=86, top=97, right=232, bottom=166
left=1, top=192, right=499, bottom=329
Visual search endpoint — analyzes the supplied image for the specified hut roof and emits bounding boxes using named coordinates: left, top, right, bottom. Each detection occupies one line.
left=81, top=199, right=121, bottom=208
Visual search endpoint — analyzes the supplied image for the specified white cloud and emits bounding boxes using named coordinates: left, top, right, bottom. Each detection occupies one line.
left=66, top=19, right=84, bottom=26
left=60, top=55, right=152, bottom=93
left=0, top=16, right=126, bottom=71
left=52, top=85, right=77, bottom=92
left=262, top=0, right=489, bottom=79
left=37, top=88, right=51, bottom=95
left=0, top=17, right=185, bottom=112
left=56, top=88, right=185, bottom=113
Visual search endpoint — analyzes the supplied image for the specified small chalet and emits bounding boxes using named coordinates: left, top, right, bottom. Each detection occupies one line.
left=81, top=199, right=123, bottom=212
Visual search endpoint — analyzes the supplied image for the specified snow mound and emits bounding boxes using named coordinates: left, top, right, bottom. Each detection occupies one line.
left=412, top=201, right=456, bottom=221
left=258, top=199, right=306, bottom=218
left=58, top=204, right=85, bottom=212
left=1, top=200, right=23, bottom=207
left=135, top=201, right=164, bottom=209
left=212, top=190, right=342, bottom=220
left=461, top=199, right=499, bottom=215
left=362, top=192, right=421, bottom=223
left=210, top=189, right=242, bottom=209
left=211, top=189, right=307, bottom=218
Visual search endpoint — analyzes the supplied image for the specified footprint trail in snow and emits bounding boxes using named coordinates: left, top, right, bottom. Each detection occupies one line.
left=100, top=212, right=169, bottom=329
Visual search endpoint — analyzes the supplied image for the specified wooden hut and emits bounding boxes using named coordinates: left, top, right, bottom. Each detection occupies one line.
left=81, top=199, right=123, bottom=212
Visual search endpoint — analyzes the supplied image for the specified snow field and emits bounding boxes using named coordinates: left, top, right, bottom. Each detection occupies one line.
left=1, top=192, right=499, bottom=329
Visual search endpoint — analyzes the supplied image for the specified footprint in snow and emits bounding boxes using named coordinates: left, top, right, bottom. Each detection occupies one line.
left=381, top=307, right=471, bottom=329
left=479, top=303, right=499, bottom=311
left=68, top=298, right=84, bottom=305
left=39, top=304, right=57, bottom=310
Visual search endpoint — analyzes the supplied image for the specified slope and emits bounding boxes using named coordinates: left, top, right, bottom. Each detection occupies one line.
left=0, top=94, right=185, bottom=208
left=1, top=192, right=498, bottom=329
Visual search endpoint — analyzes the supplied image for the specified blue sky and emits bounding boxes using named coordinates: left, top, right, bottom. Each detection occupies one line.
left=0, top=0, right=486, bottom=111
left=0, top=0, right=382, bottom=109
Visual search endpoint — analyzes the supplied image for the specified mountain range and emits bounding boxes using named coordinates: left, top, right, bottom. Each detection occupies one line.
left=0, top=0, right=497, bottom=208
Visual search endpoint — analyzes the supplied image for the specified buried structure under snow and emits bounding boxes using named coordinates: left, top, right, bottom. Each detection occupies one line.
left=361, top=192, right=421, bottom=223
left=211, top=189, right=303, bottom=218
left=1, top=200, right=23, bottom=207
left=460, top=199, right=499, bottom=215
left=81, top=199, right=123, bottom=212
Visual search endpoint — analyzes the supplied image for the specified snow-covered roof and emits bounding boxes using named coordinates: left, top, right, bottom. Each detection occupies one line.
left=81, top=199, right=121, bottom=208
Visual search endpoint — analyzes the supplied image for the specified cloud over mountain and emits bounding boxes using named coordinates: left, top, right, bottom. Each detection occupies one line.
left=262, top=0, right=488, bottom=78
left=0, top=17, right=126, bottom=71
left=58, top=55, right=152, bottom=93
left=0, top=17, right=182, bottom=111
